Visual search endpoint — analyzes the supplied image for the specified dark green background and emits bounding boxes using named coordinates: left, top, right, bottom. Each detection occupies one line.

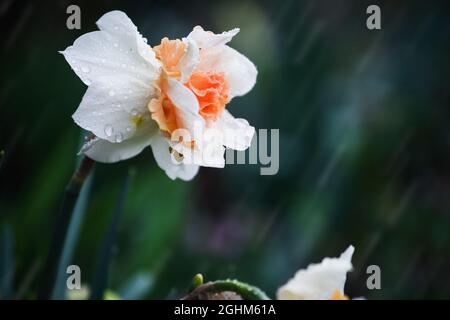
left=1, top=0, right=449, bottom=299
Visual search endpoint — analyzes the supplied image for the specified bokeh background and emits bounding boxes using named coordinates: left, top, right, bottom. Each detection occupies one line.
left=1, top=0, right=450, bottom=299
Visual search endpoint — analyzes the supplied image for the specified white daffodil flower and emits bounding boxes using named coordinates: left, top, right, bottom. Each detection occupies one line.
left=277, top=245, right=355, bottom=300
left=61, top=11, right=257, bottom=180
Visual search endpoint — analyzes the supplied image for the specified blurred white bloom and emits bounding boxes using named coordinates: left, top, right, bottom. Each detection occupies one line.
left=61, top=11, right=257, bottom=180
left=277, top=245, right=355, bottom=300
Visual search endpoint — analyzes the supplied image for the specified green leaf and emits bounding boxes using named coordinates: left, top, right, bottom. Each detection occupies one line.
left=38, top=153, right=95, bottom=299
left=51, top=170, right=94, bottom=299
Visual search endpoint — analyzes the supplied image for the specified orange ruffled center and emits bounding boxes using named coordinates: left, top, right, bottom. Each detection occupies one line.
left=148, top=77, right=180, bottom=134
left=149, top=38, right=229, bottom=135
left=186, top=72, right=229, bottom=121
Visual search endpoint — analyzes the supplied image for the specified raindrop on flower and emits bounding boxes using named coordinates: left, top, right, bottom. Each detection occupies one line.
left=130, top=109, right=139, bottom=117
left=115, top=132, right=123, bottom=143
left=104, top=125, right=114, bottom=137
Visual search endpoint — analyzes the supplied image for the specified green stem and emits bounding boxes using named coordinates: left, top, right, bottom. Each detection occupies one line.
left=213, top=280, right=270, bottom=300
left=183, top=279, right=270, bottom=300
left=38, top=156, right=95, bottom=299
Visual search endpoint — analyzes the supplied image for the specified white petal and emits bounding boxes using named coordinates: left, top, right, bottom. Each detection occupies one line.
left=72, top=75, right=157, bottom=142
left=187, top=26, right=239, bottom=49
left=61, top=10, right=159, bottom=87
left=196, top=138, right=226, bottom=168
left=171, top=137, right=225, bottom=169
left=150, top=134, right=199, bottom=181
left=179, top=38, right=200, bottom=82
left=166, top=77, right=205, bottom=134
left=95, top=10, right=160, bottom=69
left=212, top=110, right=255, bottom=151
left=196, top=45, right=257, bottom=99
left=277, top=245, right=355, bottom=300
left=83, top=131, right=154, bottom=163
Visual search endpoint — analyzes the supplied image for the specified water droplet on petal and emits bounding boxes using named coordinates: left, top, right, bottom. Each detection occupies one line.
left=104, top=125, right=114, bottom=137
left=115, top=132, right=123, bottom=143
left=126, top=126, right=133, bottom=132
left=130, top=109, right=139, bottom=117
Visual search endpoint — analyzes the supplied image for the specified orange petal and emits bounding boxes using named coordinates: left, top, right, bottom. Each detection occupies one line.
left=330, top=289, right=349, bottom=300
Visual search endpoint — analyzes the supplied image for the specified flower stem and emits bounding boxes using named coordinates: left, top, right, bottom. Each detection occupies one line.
left=38, top=155, right=95, bottom=299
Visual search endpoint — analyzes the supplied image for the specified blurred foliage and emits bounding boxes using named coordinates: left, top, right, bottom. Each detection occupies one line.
left=1, top=0, right=450, bottom=299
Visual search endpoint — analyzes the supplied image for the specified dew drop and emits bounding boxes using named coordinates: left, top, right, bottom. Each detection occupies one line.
left=104, top=125, right=114, bottom=137
left=115, top=132, right=123, bottom=143
left=130, top=109, right=139, bottom=117
left=126, top=126, right=133, bottom=132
